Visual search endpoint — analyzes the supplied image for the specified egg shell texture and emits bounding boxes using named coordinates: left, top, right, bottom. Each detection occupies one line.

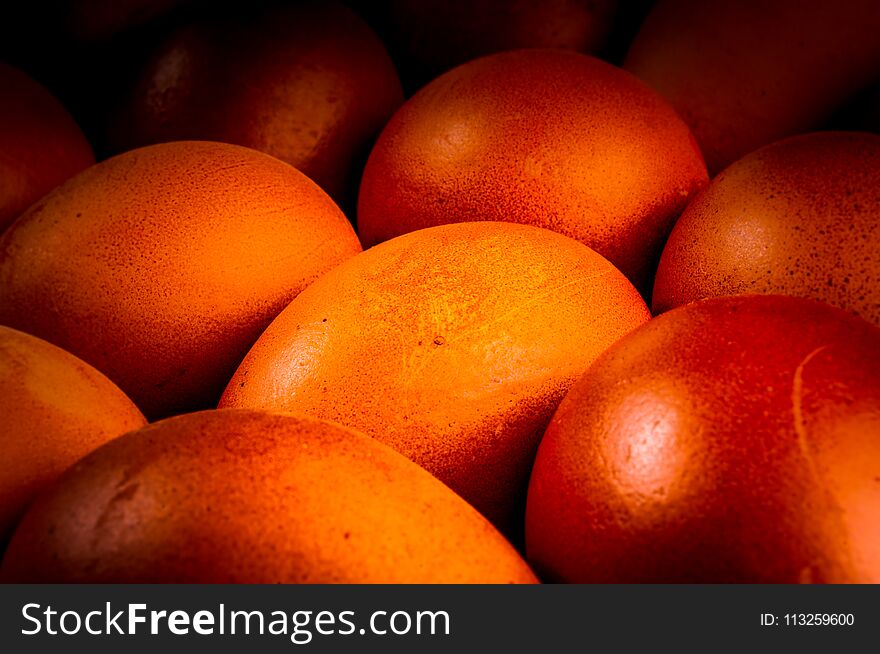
left=357, top=49, right=708, bottom=292
left=526, top=295, right=880, bottom=583
left=220, top=222, right=650, bottom=535
left=0, top=141, right=362, bottom=419
left=0, top=326, right=145, bottom=543
left=0, top=410, right=538, bottom=584
left=652, top=132, right=880, bottom=327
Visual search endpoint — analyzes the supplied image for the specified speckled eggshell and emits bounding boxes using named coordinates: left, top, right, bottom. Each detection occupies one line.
left=0, top=326, right=145, bottom=543
left=653, top=132, right=880, bottom=327
left=0, top=62, right=94, bottom=233
left=220, top=222, right=650, bottom=535
left=624, top=0, right=880, bottom=173
left=385, top=0, right=618, bottom=87
left=0, top=410, right=538, bottom=584
left=0, top=141, right=362, bottom=420
left=526, top=295, right=880, bottom=583
left=109, top=1, right=403, bottom=205
left=357, top=49, right=708, bottom=292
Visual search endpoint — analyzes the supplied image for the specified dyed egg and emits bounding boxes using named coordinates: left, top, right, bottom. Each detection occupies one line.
left=653, top=132, right=880, bottom=327
left=624, top=0, right=880, bottom=173
left=385, top=0, right=618, bottom=88
left=357, top=49, right=708, bottom=291
left=109, top=1, right=403, bottom=206
left=0, top=326, right=144, bottom=543
left=526, top=295, right=880, bottom=583
left=0, top=410, right=537, bottom=583
left=220, top=222, right=650, bottom=535
left=0, top=141, right=361, bottom=419
left=0, top=62, right=93, bottom=232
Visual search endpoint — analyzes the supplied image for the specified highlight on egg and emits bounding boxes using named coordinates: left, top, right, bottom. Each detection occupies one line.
left=0, top=141, right=362, bottom=420
left=220, top=222, right=650, bottom=536
left=0, top=326, right=145, bottom=544
left=526, top=295, right=880, bottom=583
left=652, top=131, right=880, bottom=327
left=0, top=410, right=537, bottom=584
left=357, top=48, right=708, bottom=292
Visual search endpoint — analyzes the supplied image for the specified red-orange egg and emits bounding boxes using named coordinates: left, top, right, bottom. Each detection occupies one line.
left=653, top=132, right=880, bottom=327
left=0, top=326, right=145, bottom=543
left=109, top=1, right=403, bottom=206
left=220, top=222, right=650, bottom=535
left=1, top=410, right=537, bottom=583
left=384, top=0, right=618, bottom=88
left=0, top=62, right=94, bottom=232
left=624, top=0, right=880, bottom=174
left=357, top=49, right=708, bottom=292
left=0, top=141, right=361, bottom=420
left=526, top=295, right=880, bottom=583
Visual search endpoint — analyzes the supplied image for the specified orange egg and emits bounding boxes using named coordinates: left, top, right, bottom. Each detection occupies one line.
left=0, top=410, right=537, bottom=583
left=0, top=141, right=361, bottom=420
left=109, top=1, right=403, bottom=206
left=624, top=0, right=880, bottom=174
left=0, top=62, right=94, bottom=232
left=653, top=132, right=880, bottom=327
left=220, top=222, right=650, bottom=535
left=0, top=326, right=144, bottom=543
left=526, top=295, right=880, bottom=583
left=357, top=49, right=708, bottom=292
left=384, top=0, right=618, bottom=88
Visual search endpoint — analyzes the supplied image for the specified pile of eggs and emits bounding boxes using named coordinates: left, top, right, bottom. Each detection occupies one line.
left=0, top=0, right=878, bottom=584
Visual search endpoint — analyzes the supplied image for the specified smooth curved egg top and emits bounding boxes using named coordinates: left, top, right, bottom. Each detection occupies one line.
left=527, top=295, right=880, bottom=583
left=357, top=49, right=708, bottom=292
left=0, top=141, right=362, bottom=419
left=0, top=326, right=144, bottom=543
left=1, top=410, right=538, bottom=584
left=653, top=131, right=880, bottom=327
left=221, top=222, right=650, bottom=535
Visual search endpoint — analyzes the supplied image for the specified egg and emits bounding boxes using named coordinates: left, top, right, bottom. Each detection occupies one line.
left=384, top=0, right=618, bottom=89
left=0, top=141, right=362, bottom=420
left=0, top=410, right=537, bottom=583
left=220, top=222, right=650, bottom=535
left=0, top=326, right=144, bottom=543
left=526, top=295, right=880, bottom=583
left=357, top=49, right=708, bottom=292
left=653, top=132, right=880, bottom=327
left=624, top=0, right=880, bottom=173
left=108, top=1, right=403, bottom=207
left=0, top=62, right=94, bottom=233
